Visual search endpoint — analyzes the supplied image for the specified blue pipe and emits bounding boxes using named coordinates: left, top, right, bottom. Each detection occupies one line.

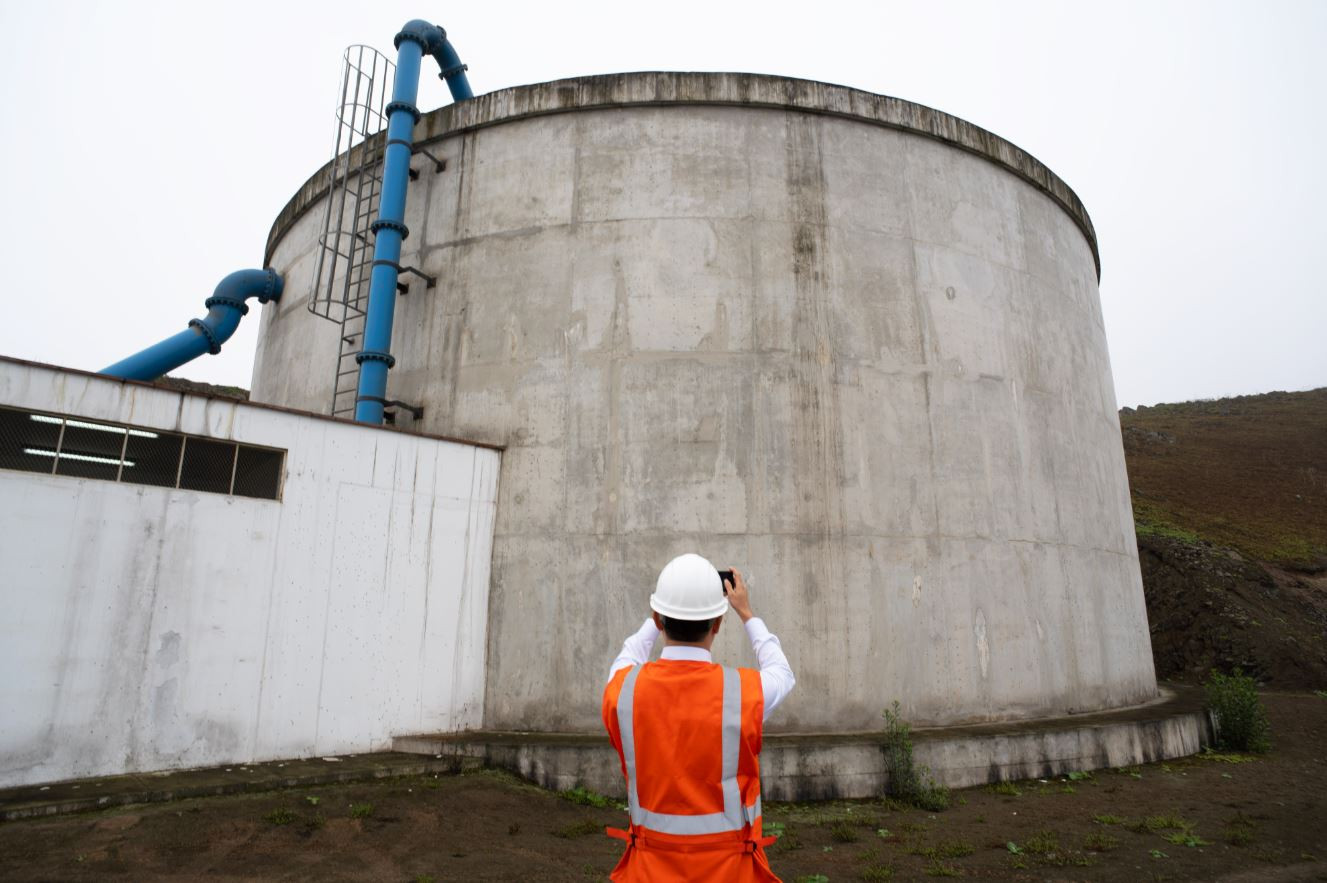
left=353, top=20, right=471, bottom=424
left=101, top=269, right=283, bottom=381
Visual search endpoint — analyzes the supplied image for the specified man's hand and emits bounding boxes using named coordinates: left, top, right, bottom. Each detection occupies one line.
left=725, top=568, right=755, bottom=623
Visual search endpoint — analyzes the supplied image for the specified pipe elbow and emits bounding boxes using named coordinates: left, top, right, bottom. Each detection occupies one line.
left=395, top=19, right=445, bottom=53
left=196, top=268, right=283, bottom=353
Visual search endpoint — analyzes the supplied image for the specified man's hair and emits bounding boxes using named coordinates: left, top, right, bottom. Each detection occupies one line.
left=661, top=615, right=716, bottom=643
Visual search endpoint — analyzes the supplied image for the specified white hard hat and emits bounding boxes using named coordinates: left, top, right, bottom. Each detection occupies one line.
left=650, top=553, right=729, bottom=621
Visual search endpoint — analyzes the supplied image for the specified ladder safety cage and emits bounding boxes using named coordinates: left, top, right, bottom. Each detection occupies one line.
left=310, top=45, right=395, bottom=419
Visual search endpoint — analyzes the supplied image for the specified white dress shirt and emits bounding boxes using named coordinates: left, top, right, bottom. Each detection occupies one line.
left=608, top=617, right=796, bottom=721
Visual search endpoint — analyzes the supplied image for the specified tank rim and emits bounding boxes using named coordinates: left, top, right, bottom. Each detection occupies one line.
left=266, top=71, right=1099, bottom=277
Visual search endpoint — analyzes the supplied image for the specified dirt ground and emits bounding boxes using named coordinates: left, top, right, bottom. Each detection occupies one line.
left=2, top=693, right=1324, bottom=882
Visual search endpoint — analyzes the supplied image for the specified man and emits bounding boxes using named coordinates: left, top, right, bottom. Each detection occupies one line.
left=602, top=553, right=796, bottom=881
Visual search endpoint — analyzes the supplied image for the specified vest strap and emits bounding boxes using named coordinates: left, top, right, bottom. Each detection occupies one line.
left=605, top=824, right=777, bottom=855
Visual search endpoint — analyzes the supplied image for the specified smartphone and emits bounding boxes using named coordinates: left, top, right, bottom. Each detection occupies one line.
left=717, top=569, right=734, bottom=594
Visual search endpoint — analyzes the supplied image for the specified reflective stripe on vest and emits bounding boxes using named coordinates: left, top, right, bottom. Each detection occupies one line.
left=616, top=664, right=762, bottom=836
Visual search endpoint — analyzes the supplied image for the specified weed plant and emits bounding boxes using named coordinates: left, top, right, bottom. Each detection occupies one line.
left=1205, top=670, right=1271, bottom=753
left=881, top=702, right=950, bottom=811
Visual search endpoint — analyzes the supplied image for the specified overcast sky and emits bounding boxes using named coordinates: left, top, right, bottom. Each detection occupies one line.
left=1, top=0, right=1322, bottom=408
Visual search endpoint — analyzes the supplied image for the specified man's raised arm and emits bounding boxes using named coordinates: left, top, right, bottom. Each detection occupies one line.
left=608, top=617, right=660, bottom=681
left=724, top=569, right=796, bottom=720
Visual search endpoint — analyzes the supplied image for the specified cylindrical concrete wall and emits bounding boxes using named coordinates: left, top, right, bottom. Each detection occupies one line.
left=253, top=73, right=1156, bottom=733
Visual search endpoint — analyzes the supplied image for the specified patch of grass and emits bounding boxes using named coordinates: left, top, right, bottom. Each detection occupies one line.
left=911, top=840, right=975, bottom=860
left=415, top=875, right=436, bottom=883
left=561, top=786, right=612, bottom=808
left=1314, top=690, right=1327, bottom=699
left=264, top=808, right=297, bottom=826
left=1163, top=831, right=1210, bottom=847
left=1114, top=765, right=1143, bottom=779
left=1007, top=855, right=1028, bottom=870
left=1084, top=831, right=1120, bottom=851
left=775, top=830, right=803, bottom=852
left=1094, top=814, right=1125, bottom=825
left=829, top=821, right=859, bottom=843
left=304, top=795, right=320, bottom=806
left=1197, top=749, right=1257, bottom=764
left=1145, top=813, right=1190, bottom=831
left=349, top=803, right=374, bottom=819
left=1022, top=830, right=1060, bottom=855
left=987, top=781, right=1020, bottom=797
left=860, top=863, right=895, bottom=881
left=922, top=861, right=962, bottom=877
left=1066, top=770, right=1093, bottom=782
left=795, top=875, right=829, bottom=883
left=1223, top=813, right=1257, bottom=846
left=765, top=821, right=786, bottom=839
left=552, top=819, right=602, bottom=839
left=881, top=702, right=950, bottom=811
left=300, top=814, right=325, bottom=833
left=1059, top=784, right=1076, bottom=794
left=898, top=822, right=928, bottom=834
left=1205, top=669, right=1271, bottom=753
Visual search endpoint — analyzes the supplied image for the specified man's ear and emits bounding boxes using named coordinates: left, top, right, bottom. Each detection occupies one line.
left=652, top=611, right=664, bottom=631
left=710, top=616, right=722, bottom=636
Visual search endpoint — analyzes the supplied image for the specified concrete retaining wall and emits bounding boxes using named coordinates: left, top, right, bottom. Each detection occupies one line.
left=395, top=688, right=1212, bottom=801
left=0, top=359, right=499, bottom=788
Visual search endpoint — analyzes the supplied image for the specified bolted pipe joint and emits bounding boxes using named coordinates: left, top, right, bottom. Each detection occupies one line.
left=395, top=19, right=445, bottom=54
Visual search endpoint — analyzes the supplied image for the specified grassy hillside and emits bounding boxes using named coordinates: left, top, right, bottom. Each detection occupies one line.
left=1121, top=387, right=1327, bottom=569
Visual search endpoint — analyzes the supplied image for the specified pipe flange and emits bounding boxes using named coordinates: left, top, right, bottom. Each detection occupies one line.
left=189, top=318, right=223, bottom=355
left=385, top=101, right=422, bottom=124
left=257, top=268, right=281, bottom=304
left=355, top=350, right=397, bottom=368
left=394, top=20, right=443, bottom=53
left=204, top=295, right=250, bottom=315
left=438, top=62, right=468, bottom=80
left=370, top=218, right=410, bottom=239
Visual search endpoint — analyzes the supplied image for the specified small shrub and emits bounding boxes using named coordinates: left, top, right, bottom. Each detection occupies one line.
left=1093, top=814, right=1124, bottom=825
left=561, top=786, right=611, bottom=807
left=922, top=861, right=962, bottom=877
left=795, top=876, right=829, bottom=883
left=987, top=781, right=1020, bottom=797
left=349, top=803, right=374, bottom=819
left=776, top=830, right=803, bottom=851
left=264, top=808, right=297, bottom=826
left=881, top=702, right=950, bottom=811
left=1205, top=669, right=1271, bottom=753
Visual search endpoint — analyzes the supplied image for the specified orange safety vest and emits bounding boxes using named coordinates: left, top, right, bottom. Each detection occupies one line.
left=602, top=660, right=781, bottom=882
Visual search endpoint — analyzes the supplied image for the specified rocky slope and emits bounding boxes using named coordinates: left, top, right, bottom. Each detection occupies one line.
left=1122, top=388, right=1327, bottom=688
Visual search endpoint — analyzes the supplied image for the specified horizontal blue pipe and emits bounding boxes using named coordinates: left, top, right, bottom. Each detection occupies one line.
left=101, top=269, right=282, bottom=381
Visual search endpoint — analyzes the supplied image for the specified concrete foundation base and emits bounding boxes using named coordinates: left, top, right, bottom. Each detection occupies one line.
left=394, top=686, right=1212, bottom=801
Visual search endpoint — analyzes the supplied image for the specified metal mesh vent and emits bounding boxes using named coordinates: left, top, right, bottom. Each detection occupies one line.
left=0, top=405, right=284, bottom=500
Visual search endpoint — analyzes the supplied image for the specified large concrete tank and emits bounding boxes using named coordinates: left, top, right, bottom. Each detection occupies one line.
left=253, top=73, right=1156, bottom=734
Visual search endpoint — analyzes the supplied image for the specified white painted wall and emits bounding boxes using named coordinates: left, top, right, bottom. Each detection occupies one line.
left=0, top=358, right=500, bottom=788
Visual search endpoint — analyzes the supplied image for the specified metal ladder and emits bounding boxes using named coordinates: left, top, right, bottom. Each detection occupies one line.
left=311, top=45, right=441, bottom=421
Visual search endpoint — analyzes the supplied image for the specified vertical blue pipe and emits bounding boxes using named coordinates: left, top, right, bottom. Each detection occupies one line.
left=353, top=36, right=426, bottom=425
left=354, top=21, right=472, bottom=424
